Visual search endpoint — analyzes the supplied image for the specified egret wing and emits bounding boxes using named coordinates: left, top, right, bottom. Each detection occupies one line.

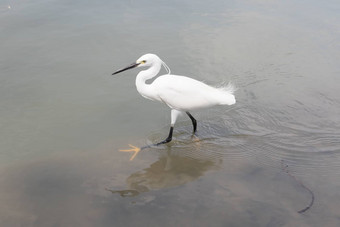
left=153, top=75, right=221, bottom=111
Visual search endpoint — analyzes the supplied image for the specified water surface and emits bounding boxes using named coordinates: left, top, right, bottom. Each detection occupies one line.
left=1, top=0, right=340, bottom=226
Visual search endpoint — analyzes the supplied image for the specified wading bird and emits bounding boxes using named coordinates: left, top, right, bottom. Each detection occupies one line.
left=113, top=54, right=236, bottom=160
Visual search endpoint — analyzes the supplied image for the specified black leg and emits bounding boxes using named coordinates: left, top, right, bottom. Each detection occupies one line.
left=186, top=112, right=197, bottom=133
left=156, top=126, right=174, bottom=145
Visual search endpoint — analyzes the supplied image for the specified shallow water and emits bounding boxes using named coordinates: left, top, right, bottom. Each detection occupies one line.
left=1, top=0, right=340, bottom=226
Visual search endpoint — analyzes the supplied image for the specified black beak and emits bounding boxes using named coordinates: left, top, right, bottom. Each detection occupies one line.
left=112, top=62, right=140, bottom=75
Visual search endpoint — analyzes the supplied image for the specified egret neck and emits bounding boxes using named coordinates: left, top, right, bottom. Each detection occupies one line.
left=135, top=59, right=162, bottom=101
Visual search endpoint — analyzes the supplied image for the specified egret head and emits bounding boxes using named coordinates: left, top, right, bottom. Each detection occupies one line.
left=112, top=53, right=160, bottom=75
left=113, top=53, right=171, bottom=75
left=135, top=53, right=160, bottom=67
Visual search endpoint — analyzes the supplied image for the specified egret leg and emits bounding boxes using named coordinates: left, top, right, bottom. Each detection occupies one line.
left=156, top=109, right=181, bottom=145
left=156, top=126, right=173, bottom=145
left=186, top=111, right=197, bottom=134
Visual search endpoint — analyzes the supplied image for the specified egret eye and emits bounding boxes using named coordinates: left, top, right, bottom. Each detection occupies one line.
left=141, top=60, right=146, bottom=64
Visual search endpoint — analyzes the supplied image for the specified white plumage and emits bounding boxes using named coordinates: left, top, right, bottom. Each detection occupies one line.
left=153, top=75, right=235, bottom=110
left=113, top=53, right=236, bottom=152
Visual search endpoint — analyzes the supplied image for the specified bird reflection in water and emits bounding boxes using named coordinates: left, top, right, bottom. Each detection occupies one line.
left=107, top=151, right=221, bottom=197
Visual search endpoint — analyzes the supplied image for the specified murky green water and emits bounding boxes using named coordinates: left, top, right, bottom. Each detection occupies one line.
left=1, top=0, right=340, bottom=226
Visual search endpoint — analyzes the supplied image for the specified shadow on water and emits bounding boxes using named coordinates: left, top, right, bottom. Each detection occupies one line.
left=106, top=121, right=229, bottom=197
left=106, top=149, right=221, bottom=197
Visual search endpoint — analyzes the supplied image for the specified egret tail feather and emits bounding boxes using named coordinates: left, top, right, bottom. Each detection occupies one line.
left=216, top=82, right=236, bottom=105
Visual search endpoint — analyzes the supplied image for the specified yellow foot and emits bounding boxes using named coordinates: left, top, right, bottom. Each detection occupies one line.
left=119, top=144, right=141, bottom=161
left=192, top=134, right=200, bottom=142
left=192, top=135, right=201, bottom=148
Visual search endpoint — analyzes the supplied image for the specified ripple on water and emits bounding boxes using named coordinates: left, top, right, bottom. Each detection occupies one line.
left=142, top=102, right=340, bottom=179
left=223, top=105, right=340, bottom=177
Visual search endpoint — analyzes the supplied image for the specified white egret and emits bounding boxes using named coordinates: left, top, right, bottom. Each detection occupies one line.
left=113, top=53, right=236, bottom=160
